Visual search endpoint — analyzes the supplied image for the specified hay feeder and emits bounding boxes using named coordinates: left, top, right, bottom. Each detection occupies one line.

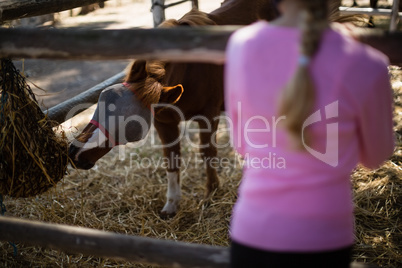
left=0, top=58, right=69, bottom=198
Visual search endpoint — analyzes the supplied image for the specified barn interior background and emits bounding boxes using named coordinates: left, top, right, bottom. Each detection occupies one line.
left=0, top=0, right=401, bottom=267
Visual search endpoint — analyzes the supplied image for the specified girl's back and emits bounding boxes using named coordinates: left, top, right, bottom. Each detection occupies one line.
left=225, top=20, right=394, bottom=252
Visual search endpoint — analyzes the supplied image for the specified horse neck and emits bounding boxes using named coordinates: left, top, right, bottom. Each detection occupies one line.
left=208, top=0, right=278, bottom=25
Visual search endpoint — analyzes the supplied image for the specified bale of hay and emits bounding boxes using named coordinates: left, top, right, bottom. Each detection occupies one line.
left=0, top=58, right=69, bottom=198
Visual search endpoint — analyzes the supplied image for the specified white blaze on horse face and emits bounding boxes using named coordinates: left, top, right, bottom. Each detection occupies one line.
left=161, top=171, right=181, bottom=215
left=74, top=128, right=108, bottom=161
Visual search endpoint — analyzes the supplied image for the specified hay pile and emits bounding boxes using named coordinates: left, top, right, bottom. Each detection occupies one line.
left=0, top=66, right=401, bottom=268
left=0, top=59, right=69, bottom=197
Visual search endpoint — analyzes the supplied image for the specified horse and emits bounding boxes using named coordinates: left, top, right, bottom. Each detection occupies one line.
left=69, top=0, right=349, bottom=217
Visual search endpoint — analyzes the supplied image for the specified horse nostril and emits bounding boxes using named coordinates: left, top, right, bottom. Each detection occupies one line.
left=68, top=144, right=80, bottom=159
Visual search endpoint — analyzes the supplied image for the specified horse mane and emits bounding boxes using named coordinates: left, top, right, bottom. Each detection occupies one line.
left=124, top=60, right=165, bottom=107
left=124, top=9, right=216, bottom=107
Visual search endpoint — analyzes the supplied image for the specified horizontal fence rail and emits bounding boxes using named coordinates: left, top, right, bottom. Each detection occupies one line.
left=0, top=217, right=379, bottom=268
left=0, top=0, right=109, bottom=22
left=0, top=27, right=234, bottom=64
left=47, top=71, right=125, bottom=124
left=0, top=217, right=229, bottom=268
left=339, top=7, right=402, bottom=17
left=0, top=27, right=401, bottom=65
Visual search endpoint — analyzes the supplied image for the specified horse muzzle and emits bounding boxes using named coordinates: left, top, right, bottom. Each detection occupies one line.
left=68, top=143, right=96, bottom=170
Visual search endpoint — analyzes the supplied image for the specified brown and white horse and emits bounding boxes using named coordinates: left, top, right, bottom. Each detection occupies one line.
left=69, top=0, right=346, bottom=217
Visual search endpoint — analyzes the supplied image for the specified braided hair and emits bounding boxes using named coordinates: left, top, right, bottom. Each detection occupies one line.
left=278, top=0, right=329, bottom=149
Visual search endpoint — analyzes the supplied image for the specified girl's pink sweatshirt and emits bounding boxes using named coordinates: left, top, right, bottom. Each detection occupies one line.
left=225, top=21, right=394, bottom=252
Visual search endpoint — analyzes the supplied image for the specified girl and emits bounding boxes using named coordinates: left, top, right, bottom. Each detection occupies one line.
left=224, top=0, right=395, bottom=267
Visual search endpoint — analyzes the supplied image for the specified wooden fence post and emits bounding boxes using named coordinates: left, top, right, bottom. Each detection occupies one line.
left=192, top=0, right=199, bottom=10
left=390, top=0, right=400, bottom=31
left=152, top=0, right=165, bottom=27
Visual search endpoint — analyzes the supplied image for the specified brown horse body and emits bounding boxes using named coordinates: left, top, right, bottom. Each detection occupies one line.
left=125, top=11, right=227, bottom=215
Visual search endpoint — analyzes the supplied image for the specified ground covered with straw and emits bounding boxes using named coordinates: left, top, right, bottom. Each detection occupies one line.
left=0, top=66, right=401, bottom=267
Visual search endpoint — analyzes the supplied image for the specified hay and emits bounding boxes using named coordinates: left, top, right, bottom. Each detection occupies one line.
left=353, top=162, right=402, bottom=267
left=0, top=59, right=69, bottom=198
left=0, top=66, right=401, bottom=268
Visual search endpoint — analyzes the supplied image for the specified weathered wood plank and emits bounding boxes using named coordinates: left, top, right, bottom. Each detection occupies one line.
left=0, top=27, right=233, bottom=64
left=339, top=6, right=402, bottom=17
left=0, top=0, right=108, bottom=22
left=0, top=27, right=401, bottom=65
left=46, top=71, right=126, bottom=124
left=0, top=216, right=228, bottom=268
left=0, top=217, right=379, bottom=268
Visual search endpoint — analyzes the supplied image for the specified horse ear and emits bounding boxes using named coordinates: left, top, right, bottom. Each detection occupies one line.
left=159, top=84, right=184, bottom=104
left=125, top=60, right=147, bottom=82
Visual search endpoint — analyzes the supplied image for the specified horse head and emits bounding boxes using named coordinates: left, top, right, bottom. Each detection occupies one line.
left=69, top=60, right=183, bottom=169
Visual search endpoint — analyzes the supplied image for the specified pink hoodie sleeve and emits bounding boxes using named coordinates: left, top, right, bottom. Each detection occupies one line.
left=356, top=63, right=395, bottom=169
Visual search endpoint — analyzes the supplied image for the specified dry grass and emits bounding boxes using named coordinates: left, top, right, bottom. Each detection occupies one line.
left=0, top=66, right=401, bottom=267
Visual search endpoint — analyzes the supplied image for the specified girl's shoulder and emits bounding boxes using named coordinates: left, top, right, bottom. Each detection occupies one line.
left=230, top=21, right=268, bottom=43
left=229, top=20, right=299, bottom=49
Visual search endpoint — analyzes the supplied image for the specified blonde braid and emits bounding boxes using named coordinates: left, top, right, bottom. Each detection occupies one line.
left=278, top=0, right=329, bottom=149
